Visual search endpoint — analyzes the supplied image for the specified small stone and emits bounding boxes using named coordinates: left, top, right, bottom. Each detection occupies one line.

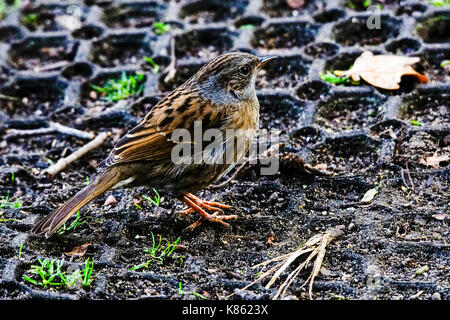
left=431, top=292, right=441, bottom=300
left=89, top=90, right=98, bottom=100
left=104, top=194, right=118, bottom=206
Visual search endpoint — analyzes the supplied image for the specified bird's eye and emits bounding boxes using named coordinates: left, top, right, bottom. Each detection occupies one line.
left=239, top=65, right=251, bottom=76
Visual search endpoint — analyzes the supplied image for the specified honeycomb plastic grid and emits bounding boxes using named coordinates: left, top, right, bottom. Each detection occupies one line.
left=0, top=0, right=449, bottom=300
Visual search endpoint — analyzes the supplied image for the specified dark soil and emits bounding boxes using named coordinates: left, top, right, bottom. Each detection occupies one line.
left=399, top=90, right=449, bottom=127
left=333, top=15, right=400, bottom=46
left=0, top=0, right=449, bottom=302
left=102, top=2, right=166, bottom=29
left=252, top=22, right=319, bottom=49
left=315, top=92, right=386, bottom=133
left=174, top=28, right=235, bottom=60
left=90, top=35, right=153, bottom=68
left=255, top=55, right=311, bottom=89
left=180, top=0, right=249, bottom=24
left=7, top=34, right=77, bottom=72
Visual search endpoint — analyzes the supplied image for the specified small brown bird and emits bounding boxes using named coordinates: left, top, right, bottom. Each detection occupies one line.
left=31, top=52, right=276, bottom=237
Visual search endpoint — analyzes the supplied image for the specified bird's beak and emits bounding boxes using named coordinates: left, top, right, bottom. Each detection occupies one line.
left=256, top=56, right=278, bottom=69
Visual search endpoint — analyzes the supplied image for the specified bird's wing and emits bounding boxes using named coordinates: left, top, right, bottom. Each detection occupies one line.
left=103, top=90, right=228, bottom=167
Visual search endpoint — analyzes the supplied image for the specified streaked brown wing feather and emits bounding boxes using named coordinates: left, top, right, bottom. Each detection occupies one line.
left=104, top=90, right=228, bottom=167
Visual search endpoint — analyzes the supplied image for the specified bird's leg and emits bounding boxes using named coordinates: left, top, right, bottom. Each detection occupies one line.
left=179, top=193, right=232, bottom=215
left=180, top=193, right=236, bottom=231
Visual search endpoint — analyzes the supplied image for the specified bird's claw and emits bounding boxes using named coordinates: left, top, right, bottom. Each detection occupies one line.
left=180, top=193, right=236, bottom=231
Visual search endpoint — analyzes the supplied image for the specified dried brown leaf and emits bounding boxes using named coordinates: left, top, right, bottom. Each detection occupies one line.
left=335, top=51, right=428, bottom=90
left=419, top=154, right=450, bottom=169
left=65, top=242, right=91, bottom=257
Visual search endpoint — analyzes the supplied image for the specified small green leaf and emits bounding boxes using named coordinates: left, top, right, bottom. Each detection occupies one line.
left=319, top=72, right=350, bottom=84
left=363, top=0, right=372, bottom=8
left=415, top=265, right=429, bottom=275
left=142, top=188, right=160, bottom=206
left=23, top=275, right=39, bottom=285
left=411, top=120, right=424, bottom=127
left=360, top=187, right=379, bottom=203
left=440, top=60, right=450, bottom=67
left=153, top=22, right=170, bottom=35
left=428, top=0, right=450, bottom=7
left=18, top=242, right=23, bottom=259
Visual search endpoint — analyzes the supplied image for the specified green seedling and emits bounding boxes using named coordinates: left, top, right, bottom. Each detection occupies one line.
left=57, top=211, right=86, bottom=234
left=130, top=233, right=180, bottom=270
left=153, top=22, right=170, bottom=35
left=143, top=56, right=160, bottom=74
left=429, top=0, right=450, bottom=7
left=22, top=13, right=38, bottom=30
left=440, top=60, right=450, bottom=67
left=319, top=72, right=351, bottom=84
left=142, top=188, right=160, bottom=206
left=411, top=120, right=424, bottom=127
left=415, top=265, right=429, bottom=276
left=11, top=172, right=14, bottom=183
left=0, top=191, right=21, bottom=210
left=90, top=71, right=145, bottom=102
left=23, top=257, right=95, bottom=288
left=178, top=282, right=207, bottom=300
left=85, top=176, right=90, bottom=185
left=319, top=72, right=350, bottom=84
left=348, top=0, right=372, bottom=9
left=22, top=258, right=65, bottom=288
left=81, top=258, right=95, bottom=287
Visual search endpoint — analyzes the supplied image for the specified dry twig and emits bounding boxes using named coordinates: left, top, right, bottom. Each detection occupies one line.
left=230, top=226, right=344, bottom=300
left=6, top=122, right=94, bottom=140
left=163, top=37, right=177, bottom=83
left=0, top=93, right=19, bottom=101
left=35, top=61, right=70, bottom=73
left=44, top=132, right=109, bottom=177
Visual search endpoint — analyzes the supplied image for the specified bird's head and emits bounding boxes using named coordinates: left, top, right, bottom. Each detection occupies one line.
left=191, top=52, right=277, bottom=103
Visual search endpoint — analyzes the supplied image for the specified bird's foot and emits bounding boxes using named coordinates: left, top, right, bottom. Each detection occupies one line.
left=180, top=193, right=236, bottom=231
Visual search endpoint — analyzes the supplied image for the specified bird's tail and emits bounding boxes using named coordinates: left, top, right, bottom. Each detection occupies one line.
left=31, top=168, right=124, bottom=237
